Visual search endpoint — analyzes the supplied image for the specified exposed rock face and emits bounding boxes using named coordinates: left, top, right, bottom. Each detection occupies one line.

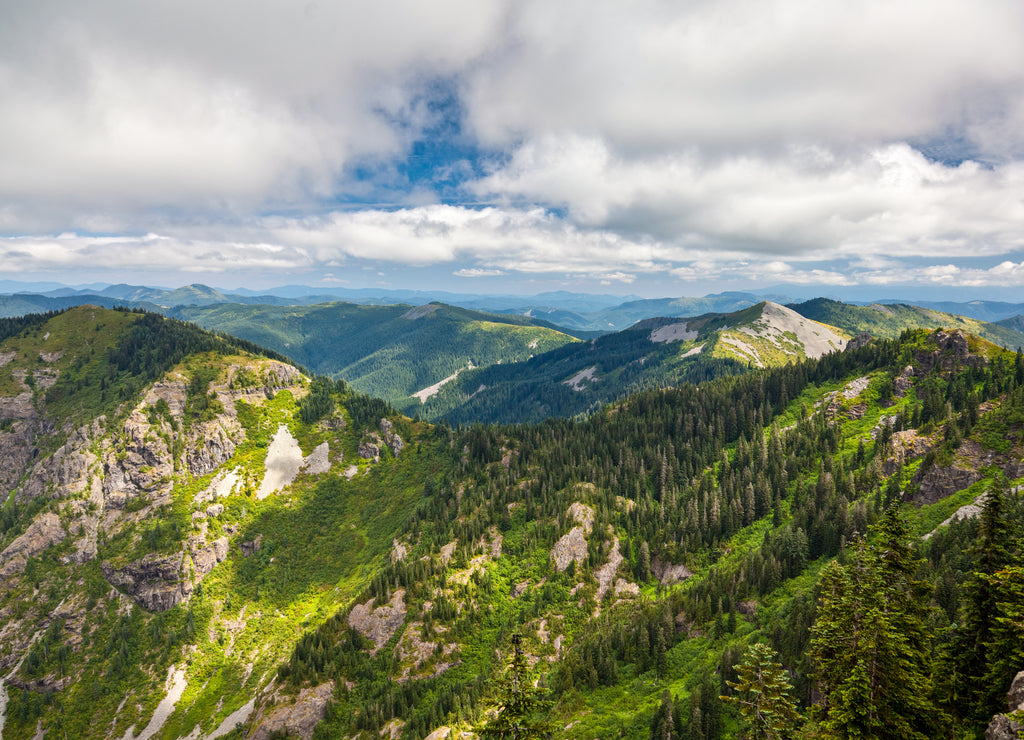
left=256, top=425, right=303, bottom=499
left=102, top=553, right=192, bottom=612
left=359, top=435, right=381, bottom=461
left=651, top=556, right=693, bottom=585
left=567, top=502, right=595, bottom=533
left=303, top=442, right=330, bottom=475
left=189, top=536, right=229, bottom=577
left=594, top=537, right=623, bottom=602
left=551, top=527, right=588, bottom=572
left=910, top=440, right=1024, bottom=505
left=0, top=391, right=45, bottom=494
left=986, top=670, right=1024, bottom=740
left=845, top=333, right=874, bottom=351
left=0, top=512, right=66, bottom=576
left=919, top=329, right=981, bottom=373
left=913, top=465, right=984, bottom=505
left=251, top=681, right=334, bottom=740
left=893, top=365, right=915, bottom=398
left=347, top=589, right=406, bottom=654
left=240, top=534, right=264, bottom=557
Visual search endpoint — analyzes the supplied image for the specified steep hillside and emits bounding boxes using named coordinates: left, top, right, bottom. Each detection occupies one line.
left=1, top=311, right=1023, bottom=740
left=0, top=307, right=445, bottom=740
left=421, top=301, right=847, bottom=424
left=168, top=301, right=580, bottom=408
left=791, top=297, right=1024, bottom=349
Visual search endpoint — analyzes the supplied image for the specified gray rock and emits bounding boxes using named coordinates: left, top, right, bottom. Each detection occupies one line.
left=0, top=512, right=66, bottom=576
left=102, top=552, right=192, bottom=612
left=240, top=534, right=264, bottom=557
left=550, top=527, right=587, bottom=572
left=651, top=556, right=693, bottom=585
left=251, top=681, right=334, bottom=740
left=358, top=440, right=380, bottom=461
left=985, top=670, right=1024, bottom=739
left=347, top=589, right=406, bottom=654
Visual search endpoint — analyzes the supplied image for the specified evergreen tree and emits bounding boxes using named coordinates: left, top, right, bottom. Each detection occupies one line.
left=810, top=506, right=945, bottom=739
left=943, top=474, right=1015, bottom=722
left=477, top=634, right=552, bottom=739
left=722, top=642, right=799, bottom=740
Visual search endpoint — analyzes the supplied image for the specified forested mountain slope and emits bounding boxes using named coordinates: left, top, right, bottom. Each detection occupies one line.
left=421, top=301, right=848, bottom=424
left=1, top=308, right=1022, bottom=739
left=168, top=301, right=580, bottom=408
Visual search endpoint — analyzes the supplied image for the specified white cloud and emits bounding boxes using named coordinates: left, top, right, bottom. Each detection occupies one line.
left=454, top=268, right=505, bottom=277
left=3, top=0, right=1024, bottom=293
left=0, top=0, right=505, bottom=219
left=464, top=0, right=1024, bottom=159
left=473, top=137, right=1024, bottom=262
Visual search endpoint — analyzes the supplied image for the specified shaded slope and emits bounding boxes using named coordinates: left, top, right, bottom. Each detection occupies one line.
left=421, top=301, right=847, bottom=424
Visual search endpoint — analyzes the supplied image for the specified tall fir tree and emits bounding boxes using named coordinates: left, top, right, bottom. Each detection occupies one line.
left=810, top=506, right=945, bottom=739
left=477, top=634, right=552, bottom=740
left=722, top=642, right=800, bottom=740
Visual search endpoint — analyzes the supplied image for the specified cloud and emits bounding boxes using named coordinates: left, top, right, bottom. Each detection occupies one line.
left=0, top=0, right=505, bottom=219
left=473, top=137, right=1024, bottom=261
left=454, top=268, right=505, bottom=277
left=464, top=0, right=1024, bottom=159
left=2, top=0, right=1024, bottom=294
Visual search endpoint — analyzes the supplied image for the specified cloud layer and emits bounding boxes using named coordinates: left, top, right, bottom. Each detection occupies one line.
left=2, top=0, right=1023, bottom=292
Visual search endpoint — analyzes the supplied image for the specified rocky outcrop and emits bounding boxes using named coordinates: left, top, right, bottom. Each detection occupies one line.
left=102, top=552, right=192, bottom=612
left=918, top=329, right=983, bottom=373
left=379, top=418, right=404, bottom=457
left=0, top=391, right=44, bottom=494
left=651, top=556, right=693, bottom=585
left=910, top=440, right=1024, bottom=505
left=986, top=670, right=1024, bottom=740
left=567, top=502, right=595, bottom=532
left=189, top=536, right=229, bottom=577
left=0, top=512, right=66, bottom=577
left=912, top=465, right=984, bottom=505
left=359, top=436, right=381, bottom=461
left=893, top=365, right=915, bottom=398
left=551, top=527, right=588, bottom=572
left=594, top=537, right=623, bottom=602
left=347, top=589, right=407, bottom=654
left=250, top=681, right=334, bottom=740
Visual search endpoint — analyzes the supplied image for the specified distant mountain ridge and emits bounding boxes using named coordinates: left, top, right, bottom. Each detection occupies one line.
left=418, top=301, right=850, bottom=424
left=168, top=300, right=581, bottom=406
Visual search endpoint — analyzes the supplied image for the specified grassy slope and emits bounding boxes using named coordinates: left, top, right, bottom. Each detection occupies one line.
left=792, top=297, right=1024, bottom=349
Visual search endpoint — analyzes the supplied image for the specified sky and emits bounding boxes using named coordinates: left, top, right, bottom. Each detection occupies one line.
left=2, top=0, right=1024, bottom=299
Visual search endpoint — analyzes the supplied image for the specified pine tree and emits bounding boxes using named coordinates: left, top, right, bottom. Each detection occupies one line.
left=722, top=642, right=800, bottom=740
left=477, top=634, right=552, bottom=739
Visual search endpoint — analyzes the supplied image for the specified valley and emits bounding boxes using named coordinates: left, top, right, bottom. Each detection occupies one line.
left=0, top=304, right=1021, bottom=739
